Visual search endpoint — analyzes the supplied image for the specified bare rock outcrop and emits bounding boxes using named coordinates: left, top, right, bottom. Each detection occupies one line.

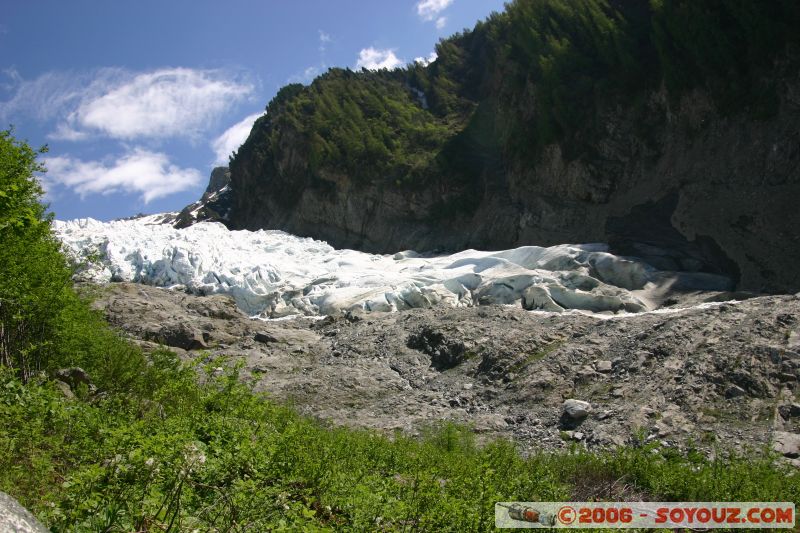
left=93, top=282, right=800, bottom=458
left=0, top=492, right=48, bottom=533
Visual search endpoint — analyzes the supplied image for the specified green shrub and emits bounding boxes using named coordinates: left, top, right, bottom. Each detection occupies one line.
left=0, top=129, right=71, bottom=380
left=2, top=361, right=798, bottom=531
left=0, top=129, right=159, bottom=392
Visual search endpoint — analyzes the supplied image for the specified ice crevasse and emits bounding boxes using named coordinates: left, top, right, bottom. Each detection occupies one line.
left=54, top=215, right=732, bottom=318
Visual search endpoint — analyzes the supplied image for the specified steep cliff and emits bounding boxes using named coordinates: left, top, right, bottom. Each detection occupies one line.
left=173, top=166, right=232, bottom=228
left=220, top=0, right=800, bottom=293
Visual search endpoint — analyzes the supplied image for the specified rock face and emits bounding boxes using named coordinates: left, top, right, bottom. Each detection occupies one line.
left=226, top=76, right=800, bottom=294
left=173, top=167, right=232, bottom=229
left=0, top=492, right=49, bottom=533
left=176, top=3, right=800, bottom=296
left=92, top=282, right=800, bottom=456
left=210, top=0, right=800, bottom=299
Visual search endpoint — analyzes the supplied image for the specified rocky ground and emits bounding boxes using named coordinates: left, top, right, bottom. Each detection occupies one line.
left=91, top=282, right=800, bottom=462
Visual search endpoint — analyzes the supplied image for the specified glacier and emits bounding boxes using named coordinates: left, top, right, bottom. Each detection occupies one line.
left=54, top=215, right=733, bottom=318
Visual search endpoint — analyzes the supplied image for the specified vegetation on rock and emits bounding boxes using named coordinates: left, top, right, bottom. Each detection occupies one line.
left=232, top=0, right=800, bottom=197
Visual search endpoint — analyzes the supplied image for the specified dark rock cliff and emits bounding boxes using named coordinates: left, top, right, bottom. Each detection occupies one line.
left=225, top=74, right=800, bottom=293
left=174, top=167, right=232, bottom=229
left=189, top=1, right=800, bottom=294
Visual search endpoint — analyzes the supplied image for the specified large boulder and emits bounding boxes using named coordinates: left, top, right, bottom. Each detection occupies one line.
left=154, top=323, right=207, bottom=350
left=53, top=367, right=93, bottom=392
left=772, top=431, right=800, bottom=458
left=561, top=399, right=592, bottom=428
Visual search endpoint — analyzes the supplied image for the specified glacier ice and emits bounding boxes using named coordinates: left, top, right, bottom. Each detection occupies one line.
left=54, top=215, right=732, bottom=318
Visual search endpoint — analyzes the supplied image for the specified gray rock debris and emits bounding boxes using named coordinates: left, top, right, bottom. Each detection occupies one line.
left=772, top=431, right=800, bottom=458
left=595, top=360, right=613, bottom=373
left=91, top=282, right=800, bottom=455
left=779, top=403, right=800, bottom=419
left=407, top=326, right=467, bottom=370
left=725, top=384, right=747, bottom=399
left=0, top=492, right=49, bottom=533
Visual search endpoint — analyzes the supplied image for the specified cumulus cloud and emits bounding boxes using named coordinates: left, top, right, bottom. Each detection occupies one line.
left=356, top=48, right=404, bottom=71
left=43, top=149, right=203, bottom=203
left=436, top=16, right=447, bottom=29
left=64, top=68, right=252, bottom=140
left=0, top=67, right=253, bottom=141
left=211, top=112, right=263, bottom=164
left=416, top=0, right=454, bottom=21
left=414, top=52, right=438, bottom=66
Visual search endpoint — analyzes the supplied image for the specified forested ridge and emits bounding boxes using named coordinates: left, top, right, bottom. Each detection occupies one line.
left=234, top=0, right=800, bottom=194
left=223, top=0, right=800, bottom=294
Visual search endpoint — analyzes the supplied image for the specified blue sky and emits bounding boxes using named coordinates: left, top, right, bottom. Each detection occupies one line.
left=0, top=0, right=507, bottom=220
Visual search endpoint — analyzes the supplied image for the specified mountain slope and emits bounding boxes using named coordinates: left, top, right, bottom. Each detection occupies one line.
left=221, top=0, right=800, bottom=293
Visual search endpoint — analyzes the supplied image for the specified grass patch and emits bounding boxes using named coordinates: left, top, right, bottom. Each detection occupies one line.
left=701, top=431, right=717, bottom=445
left=508, top=341, right=564, bottom=376
left=2, top=354, right=798, bottom=531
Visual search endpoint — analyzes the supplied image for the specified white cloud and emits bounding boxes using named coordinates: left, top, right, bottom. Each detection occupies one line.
left=356, top=48, right=404, bottom=71
left=288, top=30, right=331, bottom=85
left=63, top=68, right=252, bottom=140
left=0, top=68, right=103, bottom=123
left=49, top=123, right=89, bottom=141
left=0, top=67, right=254, bottom=142
left=43, top=148, right=203, bottom=203
left=304, top=65, right=321, bottom=79
left=211, top=112, right=263, bottom=164
left=436, top=16, right=447, bottom=29
left=318, top=30, right=331, bottom=52
left=414, top=52, right=438, bottom=66
left=416, top=0, right=454, bottom=21
left=0, top=67, right=22, bottom=92
left=288, top=65, right=323, bottom=84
